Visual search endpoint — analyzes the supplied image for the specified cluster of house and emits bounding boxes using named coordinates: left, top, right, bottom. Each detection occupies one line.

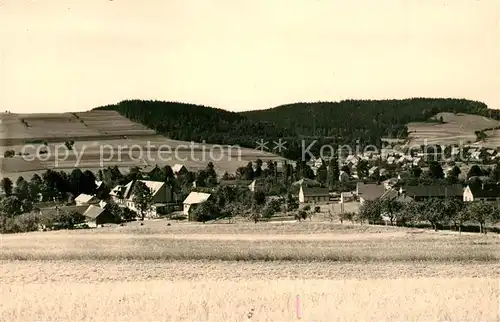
left=307, top=145, right=500, bottom=181
left=356, top=181, right=500, bottom=205
left=71, top=164, right=214, bottom=226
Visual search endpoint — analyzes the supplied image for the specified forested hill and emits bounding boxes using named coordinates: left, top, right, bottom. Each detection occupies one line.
left=241, top=98, right=494, bottom=139
left=95, top=98, right=496, bottom=160
left=95, top=100, right=293, bottom=148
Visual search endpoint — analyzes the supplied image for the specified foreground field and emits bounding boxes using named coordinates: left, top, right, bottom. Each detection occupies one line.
left=1, top=222, right=499, bottom=321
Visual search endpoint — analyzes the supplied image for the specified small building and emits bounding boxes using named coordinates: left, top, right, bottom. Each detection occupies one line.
left=356, top=182, right=385, bottom=205
left=298, top=186, right=329, bottom=203
left=74, top=193, right=98, bottom=206
left=82, top=205, right=118, bottom=227
left=183, top=192, right=212, bottom=220
left=463, top=183, right=500, bottom=202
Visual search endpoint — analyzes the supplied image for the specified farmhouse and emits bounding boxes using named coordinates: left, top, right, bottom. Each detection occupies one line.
left=183, top=192, right=212, bottom=219
left=298, top=186, right=329, bottom=203
left=110, top=180, right=178, bottom=218
left=82, top=205, right=117, bottom=227
left=463, top=183, right=500, bottom=202
left=356, top=182, right=385, bottom=205
left=74, top=193, right=98, bottom=206
left=399, top=184, right=463, bottom=201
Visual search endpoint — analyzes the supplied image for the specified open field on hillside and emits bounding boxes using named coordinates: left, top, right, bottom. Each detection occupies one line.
left=1, top=222, right=499, bottom=321
left=407, top=112, right=500, bottom=147
left=0, top=110, right=283, bottom=178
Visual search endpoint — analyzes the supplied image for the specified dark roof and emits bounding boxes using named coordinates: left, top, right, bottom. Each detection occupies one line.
left=402, top=184, right=463, bottom=197
left=380, top=189, right=414, bottom=203
left=357, top=183, right=385, bottom=201
left=83, top=205, right=106, bottom=219
left=468, top=184, right=500, bottom=198
left=301, top=186, right=329, bottom=197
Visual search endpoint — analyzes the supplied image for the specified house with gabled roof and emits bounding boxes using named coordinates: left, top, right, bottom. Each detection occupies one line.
left=463, top=183, right=500, bottom=202
left=110, top=180, right=179, bottom=218
left=356, top=182, right=385, bottom=205
left=298, top=186, right=329, bottom=203
left=183, top=192, right=212, bottom=220
left=74, top=193, right=99, bottom=206
left=83, top=205, right=118, bottom=227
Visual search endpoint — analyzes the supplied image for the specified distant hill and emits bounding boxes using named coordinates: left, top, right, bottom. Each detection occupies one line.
left=95, top=98, right=498, bottom=160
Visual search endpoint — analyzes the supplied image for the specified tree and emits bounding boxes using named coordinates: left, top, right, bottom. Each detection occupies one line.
left=64, top=140, right=75, bottom=150
left=379, top=198, right=404, bottom=226
left=69, top=169, right=84, bottom=196
left=489, top=165, right=500, bottom=182
left=132, top=181, right=154, bottom=221
left=3, top=150, right=15, bottom=158
left=245, top=162, right=255, bottom=181
left=262, top=199, right=281, bottom=219
left=358, top=200, right=382, bottom=224
left=81, top=170, right=97, bottom=195
left=1, top=177, right=13, bottom=196
left=356, top=160, right=369, bottom=179
left=190, top=199, right=221, bottom=223
left=29, top=174, right=43, bottom=200
left=327, top=158, right=340, bottom=190
left=410, top=166, right=422, bottom=178
left=447, top=165, right=461, bottom=183
left=14, top=179, right=30, bottom=201
left=419, top=198, right=446, bottom=231
left=254, top=159, right=263, bottom=178
left=467, top=165, right=483, bottom=179
left=465, top=200, right=496, bottom=234
left=0, top=196, right=23, bottom=216
left=428, top=161, right=444, bottom=179
left=204, top=162, right=217, bottom=187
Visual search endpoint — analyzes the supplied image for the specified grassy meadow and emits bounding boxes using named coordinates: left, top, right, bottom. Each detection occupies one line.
left=1, top=221, right=499, bottom=321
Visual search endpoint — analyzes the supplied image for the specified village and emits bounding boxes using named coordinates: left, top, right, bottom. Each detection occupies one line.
left=2, top=141, right=500, bottom=233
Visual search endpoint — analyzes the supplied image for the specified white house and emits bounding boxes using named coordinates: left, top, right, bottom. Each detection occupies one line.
left=74, top=193, right=98, bottom=206
left=183, top=192, right=212, bottom=218
left=110, top=180, right=178, bottom=218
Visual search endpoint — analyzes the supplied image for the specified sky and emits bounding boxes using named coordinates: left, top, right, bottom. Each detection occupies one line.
left=0, top=0, right=499, bottom=113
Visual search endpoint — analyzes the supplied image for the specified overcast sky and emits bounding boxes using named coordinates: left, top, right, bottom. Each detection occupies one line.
left=1, top=0, right=499, bottom=113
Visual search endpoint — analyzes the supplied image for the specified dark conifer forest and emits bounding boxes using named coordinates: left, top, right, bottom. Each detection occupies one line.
left=95, top=98, right=497, bottom=160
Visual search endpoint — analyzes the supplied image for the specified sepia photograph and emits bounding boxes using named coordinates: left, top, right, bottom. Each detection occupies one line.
left=1, top=0, right=499, bottom=321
